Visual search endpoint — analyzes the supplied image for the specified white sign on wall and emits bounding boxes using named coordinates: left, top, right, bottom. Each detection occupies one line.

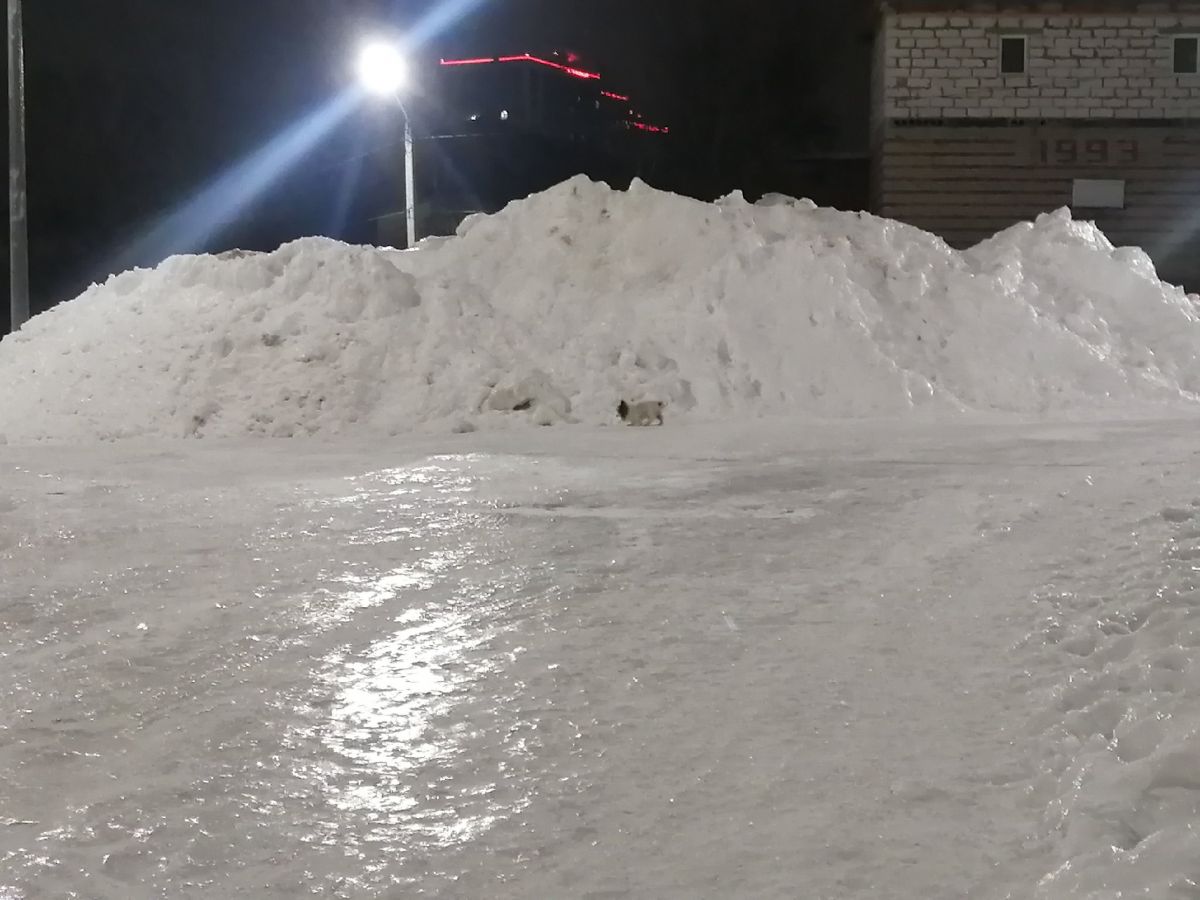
left=1071, top=179, right=1126, bottom=210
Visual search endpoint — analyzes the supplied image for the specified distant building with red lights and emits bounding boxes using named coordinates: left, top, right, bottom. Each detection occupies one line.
left=377, top=51, right=669, bottom=240
left=429, top=53, right=669, bottom=141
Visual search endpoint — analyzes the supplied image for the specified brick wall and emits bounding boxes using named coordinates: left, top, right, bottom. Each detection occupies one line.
left=881, top=12, right=1200, bottom=119
left=872, top=16, right=888, bottom=140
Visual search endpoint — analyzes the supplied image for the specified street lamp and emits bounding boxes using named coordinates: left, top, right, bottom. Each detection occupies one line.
left=356, top=39, right=417, bottom=250
left=357, top=41, right=407, bottom=96
left=7, top=0, right=29, bottom=333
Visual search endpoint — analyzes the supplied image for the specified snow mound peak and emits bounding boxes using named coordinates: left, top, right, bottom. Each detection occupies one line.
left=2, top=176, right=1200, bottom=441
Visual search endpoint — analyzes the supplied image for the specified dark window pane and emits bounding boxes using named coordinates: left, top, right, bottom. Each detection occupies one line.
left=1001, top=37, right=1026, bottom=74
left=1175, top=37, right=1198, bottom=74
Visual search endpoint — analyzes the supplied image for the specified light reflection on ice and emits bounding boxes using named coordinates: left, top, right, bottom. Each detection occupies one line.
left=370, top=459, right=481, bottom=494
left=288, top=458, right=533, bottom=863
left=311, top=578, right=517, bottom=851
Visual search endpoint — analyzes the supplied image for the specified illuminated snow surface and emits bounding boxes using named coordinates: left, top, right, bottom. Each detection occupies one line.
left=4, top=419, right=1200, bottom=898
left=3, top=177, right=1200, bottom=442
left=4, top=180, right=1200, bottom=897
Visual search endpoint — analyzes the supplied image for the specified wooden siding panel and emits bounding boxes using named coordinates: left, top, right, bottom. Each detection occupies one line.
left=879, top=123, right=1200, bottom=290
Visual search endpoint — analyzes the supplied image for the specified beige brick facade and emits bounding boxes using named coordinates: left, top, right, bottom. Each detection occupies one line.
left=871, top=2, right=1200, bottom=289
left=879, top=11, right=1200, bottom=119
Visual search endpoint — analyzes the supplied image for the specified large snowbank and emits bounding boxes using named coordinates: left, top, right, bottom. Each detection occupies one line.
left=3, top=176, right=1200, bottom=441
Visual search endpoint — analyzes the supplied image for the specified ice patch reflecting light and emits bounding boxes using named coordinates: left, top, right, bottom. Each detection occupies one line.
left=286, top=456, right=536, bottom=862
left=311, top=571, right=514, bottom=848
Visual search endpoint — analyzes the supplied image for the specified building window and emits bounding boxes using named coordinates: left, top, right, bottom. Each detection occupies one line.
left=1000, top=36, right=1028, bottom=74
left=1174, top=36, right=1199, bottom=74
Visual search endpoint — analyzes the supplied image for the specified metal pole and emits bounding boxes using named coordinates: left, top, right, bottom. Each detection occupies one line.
left=403, top=110, right=416, bottom=249
left=7, top=0, right=29, bottom=332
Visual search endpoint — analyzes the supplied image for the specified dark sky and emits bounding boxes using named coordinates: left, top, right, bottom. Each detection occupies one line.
left=8, top=1, right=868, bottom=326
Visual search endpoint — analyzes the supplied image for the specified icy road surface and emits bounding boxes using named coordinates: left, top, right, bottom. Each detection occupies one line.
left=4, top=419, right=1200, bottom=899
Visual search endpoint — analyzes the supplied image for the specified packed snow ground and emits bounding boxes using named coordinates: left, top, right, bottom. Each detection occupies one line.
left=3, top=178, right=1200, bottom=442
left=3, top=419, right=1200, bottom=898
left=4, top=180, right=1200, bottom=896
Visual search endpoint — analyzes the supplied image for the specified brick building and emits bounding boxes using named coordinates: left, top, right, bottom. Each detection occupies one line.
left=872, top=1, right=1200, bottom=288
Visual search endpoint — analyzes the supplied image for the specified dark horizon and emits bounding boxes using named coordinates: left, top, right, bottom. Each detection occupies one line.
left=3, top=1, right=870, bottom=332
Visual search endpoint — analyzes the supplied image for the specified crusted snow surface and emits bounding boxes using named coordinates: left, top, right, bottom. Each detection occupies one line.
left=3, top=178, right=1200, bottom=441
left=1027, top=493, right=1200, bottom=898
left=4, top=420, right=1200, bottom=898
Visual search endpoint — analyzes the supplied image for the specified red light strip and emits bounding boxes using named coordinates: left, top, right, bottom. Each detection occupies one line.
left=496, top=54, right=601, bottom=79
left=440, top=54, right=602, bottom=80
left=437, top=56, right=665, bottom=132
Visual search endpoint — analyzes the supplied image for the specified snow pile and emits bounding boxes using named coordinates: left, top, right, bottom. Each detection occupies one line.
left=3, top=176, right=1200, bottom=441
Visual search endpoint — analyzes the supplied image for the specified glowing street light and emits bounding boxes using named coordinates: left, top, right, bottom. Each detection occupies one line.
left=356, top=39, right=417, bottom=249
left=357, top=41, right=408, bottom=97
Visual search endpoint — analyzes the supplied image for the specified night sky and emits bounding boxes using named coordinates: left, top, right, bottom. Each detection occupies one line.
left=8, top=1, right=868, bottom=330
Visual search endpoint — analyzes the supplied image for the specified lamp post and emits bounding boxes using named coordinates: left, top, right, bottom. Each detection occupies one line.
left=7, top=0, right=28, bottom=332
left=356, top=40, right=416, bottom=249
